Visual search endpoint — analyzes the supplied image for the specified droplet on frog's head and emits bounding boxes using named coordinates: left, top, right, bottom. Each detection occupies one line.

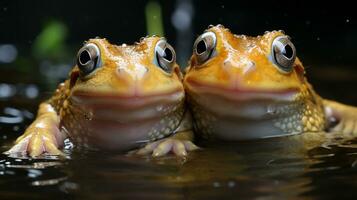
left=156, top=105, right=163, bottom=112
left=278, top=30, right=285, bottom=34
left=266, top=105, right=277, bottom=115
left=216, top=24, right=225, bottom=29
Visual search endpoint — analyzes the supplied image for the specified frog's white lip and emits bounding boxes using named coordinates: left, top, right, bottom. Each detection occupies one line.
left=69, top=89, right=184, bottom=123
left=185, top=78, right=299, bottom=101
left=71, top=88, right=184, bottom=109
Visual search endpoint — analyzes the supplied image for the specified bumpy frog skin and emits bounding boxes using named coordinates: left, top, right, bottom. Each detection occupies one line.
left=184, top=25, right=357, bottom=140
left=6, top=37, right=198, bottom=157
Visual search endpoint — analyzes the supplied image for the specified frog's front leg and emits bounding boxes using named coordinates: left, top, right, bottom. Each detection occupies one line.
left=323, top=99, right=357, bottom=137
left=135, top=112, right=199, bottom=157
left=5, top=103, right=67, bottom=157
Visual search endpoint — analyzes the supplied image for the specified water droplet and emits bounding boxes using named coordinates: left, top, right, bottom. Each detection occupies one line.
left=12, top=125, right=19, bottom=131
left=213, top=181, right=221, bottom=187
left=0, top=44, right=17, bottom=63
left=27, top=169, right=42, bottom=178
left=266, top=105, right=277, bottom=115
left=278, top=30, right=285, bottom=34
left=0, top=83, right=16, bottom=98
left=216, top=24, right=225, bottom=29
left=25, top=84, right=39, bottom=99
left=156, top=105, right=163, bottom=112
left=227, top=181, right=235, bottom=188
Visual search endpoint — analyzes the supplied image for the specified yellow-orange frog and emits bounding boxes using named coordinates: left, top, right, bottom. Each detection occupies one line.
left=6, top=37, right=197, bottom=157
left=184, top=25, right=357, bottom=140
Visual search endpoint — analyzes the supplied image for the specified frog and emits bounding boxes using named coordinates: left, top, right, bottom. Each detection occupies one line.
left=184, top=25, right=357, bottom=141
left=5, top=36, right=198, bottom=157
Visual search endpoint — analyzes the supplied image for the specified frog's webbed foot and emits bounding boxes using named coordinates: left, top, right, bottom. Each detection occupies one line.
left=136, top=138, right=199, bottom=157
left=5, top=104, right=66, bottom=157
left=134, top=130, right=199, bottom=157
left=5, top=129, right=64, bottom=157
left=324, top=99, right=357, bottom=137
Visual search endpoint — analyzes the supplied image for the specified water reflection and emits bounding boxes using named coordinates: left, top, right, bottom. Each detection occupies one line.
left=1, top=128, right=357, bottom=199
left=0, top=83, right=40, bottom=100
left=0, top=44, right=17, bottom=63
left=0, top=107, right=24, bottom=124
left=0, top=83, right=16, bottom=98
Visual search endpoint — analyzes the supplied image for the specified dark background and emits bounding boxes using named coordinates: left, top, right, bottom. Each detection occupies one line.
left=0, top=0, right=356, bottom=104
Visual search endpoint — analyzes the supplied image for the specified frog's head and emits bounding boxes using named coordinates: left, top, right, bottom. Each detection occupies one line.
left=184, top=25, right=306, bottom=102
left=70, top=37, right=183, bottom=100
left=184, top=25, right=322, bottom=139
left=67, top=37, right=185, bottom=149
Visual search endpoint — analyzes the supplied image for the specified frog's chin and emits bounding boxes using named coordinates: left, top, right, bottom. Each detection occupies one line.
left=64, top=90, right=184, bottom=151
left=77, top=115, right=171, bottom=151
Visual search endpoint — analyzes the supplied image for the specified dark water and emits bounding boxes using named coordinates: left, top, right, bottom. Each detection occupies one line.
left=1, top=100, right=357, bottom=200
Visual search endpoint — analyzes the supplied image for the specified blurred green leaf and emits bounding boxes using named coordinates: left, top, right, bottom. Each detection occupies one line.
left=32, top=20, right=68, bottom=59
left=145, top=1, right=164, bottom=37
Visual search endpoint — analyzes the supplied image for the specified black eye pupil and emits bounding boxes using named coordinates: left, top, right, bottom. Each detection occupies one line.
left=196, top=40, right=207, bottom=54
left=79, top=50, right=91, bottom=65
left=283, top=45, right=293, bottom=59
left=163, top=48, right=173, bottom=62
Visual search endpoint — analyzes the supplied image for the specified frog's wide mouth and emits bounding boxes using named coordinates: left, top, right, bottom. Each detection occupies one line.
left=69, top=88, right=184, bottom=122
left=185, top=78, right=300, bottom=101
left=71, top=88, right=184, bottom=108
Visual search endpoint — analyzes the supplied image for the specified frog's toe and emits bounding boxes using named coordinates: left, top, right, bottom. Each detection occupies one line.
left=152, top=139, right=174, bottom=157
left=183, top=141, right=200, bottom=151
left=5, top=135, right=31, bottom=155
left=331, top=119, right=357, bottom=137
left=343, top=120, right=355, bottom=136
left=172, top=139, right=187, bottom=157
left=30, top=134, right=63, bottom=157
left=135, top=141, right=160, bottom=155
left=330, top=120, right=344, bottom=133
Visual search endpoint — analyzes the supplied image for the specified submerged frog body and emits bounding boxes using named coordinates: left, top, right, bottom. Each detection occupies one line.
left=7, top=37, right=197, bottom=157
left=184, top=25, right=357, bottom=140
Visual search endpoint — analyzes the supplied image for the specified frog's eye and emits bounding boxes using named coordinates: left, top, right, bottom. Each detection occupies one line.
left=154, top=39, right=176, bottom=74
left=193, top=31, right=216, bottom=65
left=271, top=36, right=296, bottom=73
left=76, top=43, right=101, bottom=76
